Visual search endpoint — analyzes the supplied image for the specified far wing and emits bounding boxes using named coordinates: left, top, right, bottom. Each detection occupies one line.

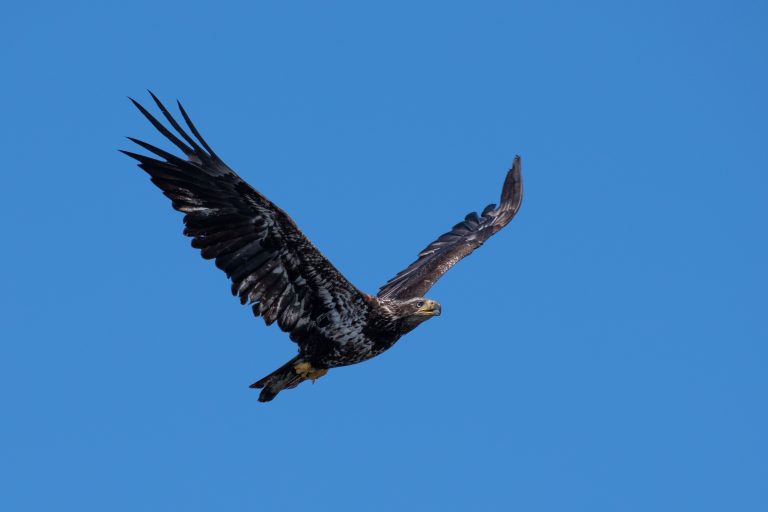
left=377, top=157, right=523, bottom=300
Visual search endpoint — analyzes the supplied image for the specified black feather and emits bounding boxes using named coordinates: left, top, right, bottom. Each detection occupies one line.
left=129, top=97, right=194, bottom=157
left=148, top=91, right=207, bottom=158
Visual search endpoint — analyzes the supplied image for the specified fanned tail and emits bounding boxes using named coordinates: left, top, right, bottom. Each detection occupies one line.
left=250, top=356, right=305, bottom=402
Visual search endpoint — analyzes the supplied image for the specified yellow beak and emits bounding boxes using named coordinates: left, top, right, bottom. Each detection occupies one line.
left=417, top=300, right=442, bottom=316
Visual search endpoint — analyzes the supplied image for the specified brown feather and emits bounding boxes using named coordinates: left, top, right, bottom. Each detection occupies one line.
left=378, top=156, right=523, bottom=299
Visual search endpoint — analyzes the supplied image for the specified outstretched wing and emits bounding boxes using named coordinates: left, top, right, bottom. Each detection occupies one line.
left=378, top=157, right=523, bottom=300
left=122, top=92, right=369, bottom=344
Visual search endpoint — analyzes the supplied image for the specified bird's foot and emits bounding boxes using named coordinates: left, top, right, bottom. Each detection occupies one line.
left=294, top=361, right=328, bottom=383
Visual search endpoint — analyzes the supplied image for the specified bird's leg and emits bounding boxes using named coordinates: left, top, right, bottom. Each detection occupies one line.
left=293, top=361, right=329, bottom=383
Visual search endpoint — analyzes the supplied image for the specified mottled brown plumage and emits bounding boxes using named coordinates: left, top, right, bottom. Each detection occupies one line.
left=122, top=93, right=523, bottom=401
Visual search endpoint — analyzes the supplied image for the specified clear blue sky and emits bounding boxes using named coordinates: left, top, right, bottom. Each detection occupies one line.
left=2, top=1, right=766, bottom=510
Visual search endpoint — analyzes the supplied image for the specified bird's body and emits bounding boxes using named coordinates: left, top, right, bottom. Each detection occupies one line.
left=123, top=93, right=523, bottom=401
left=294, top=297, right=440, bottom=367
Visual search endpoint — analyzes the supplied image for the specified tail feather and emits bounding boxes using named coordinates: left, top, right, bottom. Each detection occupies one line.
left=250, top=356, right=305, bottom=402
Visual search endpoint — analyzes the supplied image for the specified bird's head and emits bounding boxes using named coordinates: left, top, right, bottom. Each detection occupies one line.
left=399, top=297, right=442, bottom=324
left=411, top=298, right=442, bottom=317
left=376, top=297, right=442, bottom=332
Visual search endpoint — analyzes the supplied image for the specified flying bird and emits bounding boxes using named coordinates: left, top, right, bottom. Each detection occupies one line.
left=122, top=93, right=523, bottom=402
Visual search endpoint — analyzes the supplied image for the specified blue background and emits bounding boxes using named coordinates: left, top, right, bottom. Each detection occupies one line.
left=2, top=1, right=766, bottom=510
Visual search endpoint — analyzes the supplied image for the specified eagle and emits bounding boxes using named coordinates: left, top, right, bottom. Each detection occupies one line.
left=122, top=93, right=523, bottom=402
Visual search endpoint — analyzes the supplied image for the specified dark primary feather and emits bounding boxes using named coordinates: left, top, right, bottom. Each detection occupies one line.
left=377, top=156, right=523, bottom=300
left=121, top=93, right=369, bottom=342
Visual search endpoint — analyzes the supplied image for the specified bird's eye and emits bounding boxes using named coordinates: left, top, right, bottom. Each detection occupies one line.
left=416, top=301, right=424, bottom=308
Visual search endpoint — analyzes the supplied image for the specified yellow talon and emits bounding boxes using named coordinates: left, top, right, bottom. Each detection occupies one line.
left=294, top=362, right=328, bottom=382
left=294, top=361, right=312, bottom=376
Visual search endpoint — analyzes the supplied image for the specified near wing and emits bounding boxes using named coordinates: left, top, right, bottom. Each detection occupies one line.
left=377, top=157, right=523, bottom=300
left=121, top=92, right=369, bottom=342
